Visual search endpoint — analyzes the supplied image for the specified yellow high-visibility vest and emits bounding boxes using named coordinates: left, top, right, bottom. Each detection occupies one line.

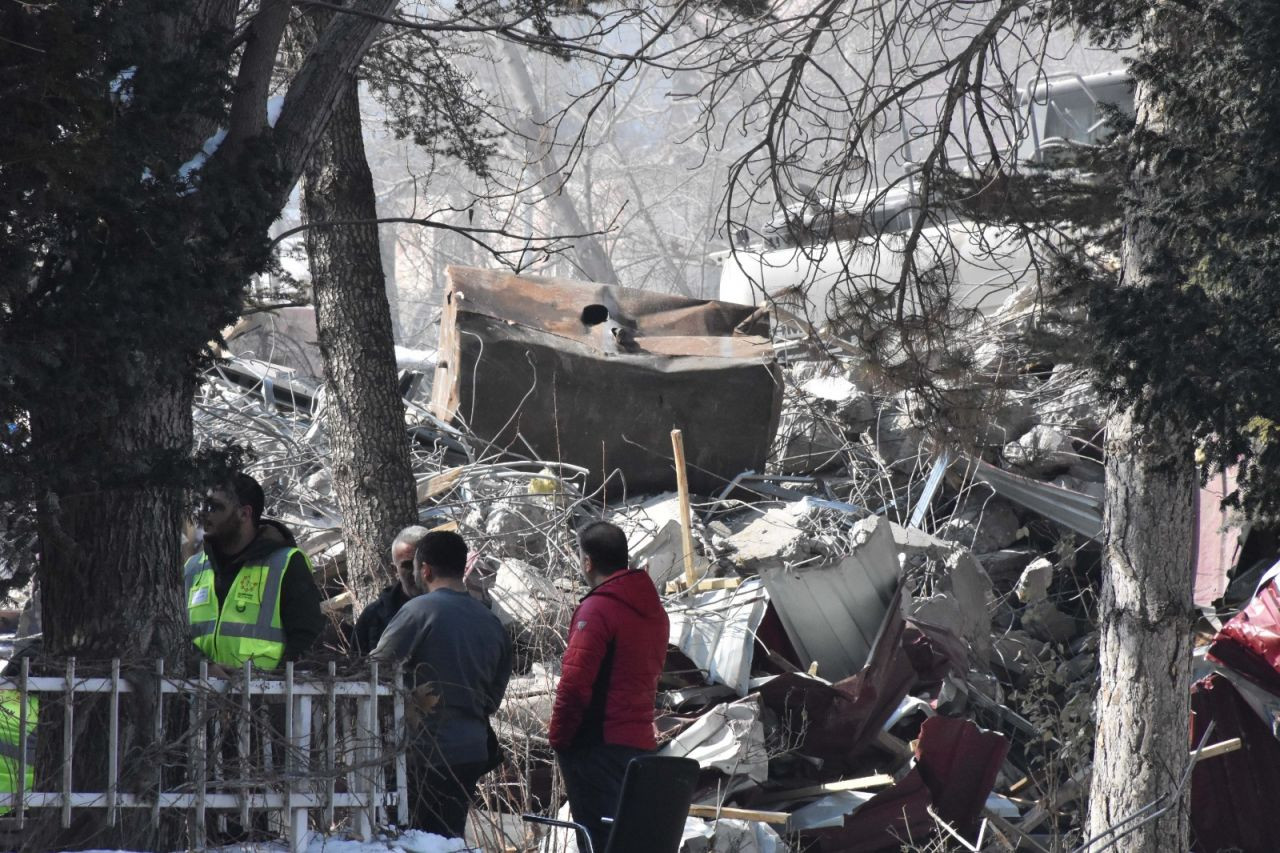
left=184, top=547, right=299, bottom=670
left=0, top=689, right=37, bottom=816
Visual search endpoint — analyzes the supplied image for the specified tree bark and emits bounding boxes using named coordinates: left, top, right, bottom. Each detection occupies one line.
left=1086, top=75, right=1197, bottom=850
left=303, top=78, right=418, bottom=609
left=30, top=380, right=194, bottom=850
left=1087, top=406, right=1195, bottom=849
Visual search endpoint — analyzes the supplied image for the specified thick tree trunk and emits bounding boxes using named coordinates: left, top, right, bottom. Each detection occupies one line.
left=30, top=378, right=193, bottom=850
left=1086, top=71, right=1196, bottom=848
left=1087, top=407, right=1195, bottom=849
left=303, top=79, right=418, bottom=609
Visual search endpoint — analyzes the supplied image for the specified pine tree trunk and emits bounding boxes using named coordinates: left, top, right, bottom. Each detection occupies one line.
left=1086, top=70, right=1197, bottom=847
left=30, top=378, right=193, bottom=850
left=302, top=79, right=418, bottom=609
left=1087, top=406, right=1194, bottom=849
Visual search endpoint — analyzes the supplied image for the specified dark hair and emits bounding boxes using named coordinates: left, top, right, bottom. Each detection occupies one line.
left=415, top=530, right=468, bottom=578
left=217, top=473, right=265, bottom=524
left=578, top=521, right=628, bottom=575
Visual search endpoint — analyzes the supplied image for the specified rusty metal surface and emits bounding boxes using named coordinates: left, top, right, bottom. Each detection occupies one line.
left=430, top=267, right=782, bottom=495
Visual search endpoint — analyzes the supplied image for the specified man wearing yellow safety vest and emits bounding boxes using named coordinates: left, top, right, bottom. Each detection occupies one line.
left=186, top=473, right=323, bottom=671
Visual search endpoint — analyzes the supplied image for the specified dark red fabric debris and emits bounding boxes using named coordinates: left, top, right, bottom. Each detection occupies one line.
left=804, top=716, right=1009, bottom=852
left=1190, top=673, right=1280, bottom=853
left=1208, top=577, right=1280, bottom=694
left=755, top=586, right=965, bottom=775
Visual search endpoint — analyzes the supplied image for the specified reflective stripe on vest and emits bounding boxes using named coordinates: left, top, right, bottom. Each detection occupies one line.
left=183, top=548, right=293, bottom=670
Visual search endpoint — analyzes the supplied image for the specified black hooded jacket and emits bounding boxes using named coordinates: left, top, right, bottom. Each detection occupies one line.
left=202, top=518, right=325, bottom=663
left=352, top=581, right=412, bottom=655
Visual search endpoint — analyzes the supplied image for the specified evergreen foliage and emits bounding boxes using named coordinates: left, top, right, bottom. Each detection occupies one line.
left=0, top=0, right=282, bottom=505
left=1060, top=0, right=1280, bottom=514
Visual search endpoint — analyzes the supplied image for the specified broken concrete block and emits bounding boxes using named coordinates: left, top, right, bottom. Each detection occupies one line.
left=1003, top=425, right=1076, bottom=477
left=609, top=493, right=709, bottom=587
left=801, top=373, right=875, bottom=426
left=940, top=498, right=1021, bottom=555
left=488, top=558, right=570, bottom=650
left=1015, top=557, right=1055, bottom=604
left=907, top=594, right=966, bottom=637
left=991, top=630, right=1050, bottom=678
left=1020, top=599, right=1078, bottom=644
left=725, top=500, right=829, bottom=574
left=483, top=498, right=550, bottom=560
left=891, top=522, right=993, bottom=663
left=978, top=548, right=1036, bottom=591
left=1038, top=363, right=1103, bottom=437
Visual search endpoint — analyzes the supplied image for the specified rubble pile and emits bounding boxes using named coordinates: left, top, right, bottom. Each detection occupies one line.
left=9, top=272, right=1277, bottom=853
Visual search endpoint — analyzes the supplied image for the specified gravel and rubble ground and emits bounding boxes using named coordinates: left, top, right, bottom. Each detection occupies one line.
left=2, top=283, right=1272, bottom=852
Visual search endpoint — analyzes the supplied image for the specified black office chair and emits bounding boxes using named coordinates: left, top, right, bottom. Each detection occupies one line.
left=524, top=754, right=701, bottom=853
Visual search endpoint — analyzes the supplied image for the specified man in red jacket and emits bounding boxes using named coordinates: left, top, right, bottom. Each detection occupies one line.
left=549, top=521, right=670, bottom=853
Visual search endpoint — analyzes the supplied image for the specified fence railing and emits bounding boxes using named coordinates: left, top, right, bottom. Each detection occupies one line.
left=0, top=656, right=407, bottom=853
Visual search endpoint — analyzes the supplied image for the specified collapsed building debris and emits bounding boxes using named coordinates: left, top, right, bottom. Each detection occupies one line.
left=429, top=266, right=783, bottom=495
left=12, top=270, right=1278, bottom=853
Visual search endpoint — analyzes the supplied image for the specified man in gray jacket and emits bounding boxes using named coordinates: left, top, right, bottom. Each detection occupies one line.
left=371, top=529, right=512, bottom=839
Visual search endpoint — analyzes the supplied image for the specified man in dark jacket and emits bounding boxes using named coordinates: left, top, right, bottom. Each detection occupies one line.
left=549, top=521, right=669, bottom=853
left=352, top=524, right=431, bottom=655
left=372, top=529, right=512, bottom=840
left=188, top=473, right=324, bottom=671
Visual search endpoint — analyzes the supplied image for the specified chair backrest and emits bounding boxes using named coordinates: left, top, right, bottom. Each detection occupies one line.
left=603, top=754, right=701, bottom=853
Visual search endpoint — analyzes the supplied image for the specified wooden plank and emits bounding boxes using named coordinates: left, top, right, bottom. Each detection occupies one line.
left=321, top=591, right=353, bottom=613
left=758, top=773, right=895, bottom=804
left=417, top=468, right=467, bottom=502
left=670, top=429, right=698, bottom=588
left=665, top=576, right=742, bottom=595
left=687, top=804, right=790, bottom=825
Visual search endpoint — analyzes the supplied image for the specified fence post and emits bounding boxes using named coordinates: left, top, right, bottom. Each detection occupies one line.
left=393, top=662, right=407, bottom=828
left=61, top=656, right=74, bottom=829
left=239, top=658, right=253, bottom=828
left=325, top=660, right=336, bottom=830
left=107, top=658, right=120, bottom=827
left=16, top=656, right=29, bottom=829
left=152, top=658, right=163, bottom=828
left=191, top=659, right=208, bottom=850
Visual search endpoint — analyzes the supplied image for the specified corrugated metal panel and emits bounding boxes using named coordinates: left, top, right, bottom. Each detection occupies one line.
left=667, top=577, right=769, bottom=696
left=971, top=458, right=1103, bottom=541
left=759, top=516, right=900, bottom=682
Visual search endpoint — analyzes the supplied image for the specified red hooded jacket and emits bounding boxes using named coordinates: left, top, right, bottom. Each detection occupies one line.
left=549, top=569, right=669, bottom=751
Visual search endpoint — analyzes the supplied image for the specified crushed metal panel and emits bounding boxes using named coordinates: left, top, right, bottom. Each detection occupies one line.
left=430, top=267, right=782, bottom=495
left=667, top=577, right=768, bottom=696
left=758, top=515, right=901, bottom=681
left=658, top=696, right=768, bottom=783
left=802, top=717, right=1009, bottom=852
left=1190, top=673, right=1280, bottom=853
left=971, top=458, right=1103, bottom=541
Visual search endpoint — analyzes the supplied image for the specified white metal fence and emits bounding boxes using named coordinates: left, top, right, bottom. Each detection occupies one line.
left=0, top=656, right=407, bottom=852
